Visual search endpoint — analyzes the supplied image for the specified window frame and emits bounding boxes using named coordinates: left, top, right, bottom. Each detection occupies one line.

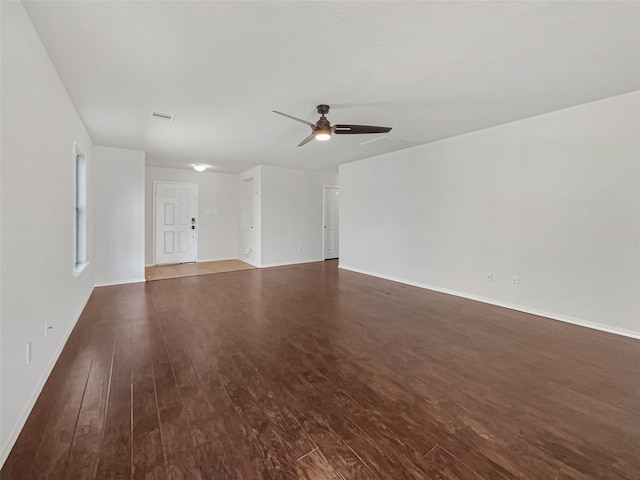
left=73, top=143, right=88, bottom=275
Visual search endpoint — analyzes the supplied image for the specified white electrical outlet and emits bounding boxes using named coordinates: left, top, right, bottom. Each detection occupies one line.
left=297, top=246, right=303, bottom=253
left=511, top=276, right=519, bottom=287
left=487, top=273, right=494, bottom=282
left=26, top=342, right=32, bottom=364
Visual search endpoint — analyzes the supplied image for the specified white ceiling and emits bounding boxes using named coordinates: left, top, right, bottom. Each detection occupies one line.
left=23, top=1, right=640, bottom=174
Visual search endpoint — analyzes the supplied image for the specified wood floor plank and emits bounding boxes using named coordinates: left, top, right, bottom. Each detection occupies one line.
left=30, top=360, right=92, bottom=480
left=243, top=345, right=378, bottom=479
left=227, top=352, right=317, bottom=461
left=3, top=260, right=638, bottom=480
left=28, top=316, right=112, bottom=480
left=294, top=410, right=379, bottom=480
left=246, top=338, right=432, bottom=478
left=295, top=448, right=344, bottom=480
left=64, top=324, right=115, bottom=478
left=95, top=324, right=132, bottom=480
left=131, top=323, right=167, bottom=480
left=419, top=445, right=487, bottom=480
left=1, top=327, right=93, bottom=479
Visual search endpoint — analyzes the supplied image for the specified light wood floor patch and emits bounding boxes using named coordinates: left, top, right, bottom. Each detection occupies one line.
left=145, top=258, right=255, bottom=281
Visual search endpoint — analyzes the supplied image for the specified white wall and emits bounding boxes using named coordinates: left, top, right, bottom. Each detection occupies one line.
left=145, top=166, right=238, bottom=265
left=237, top=166, right=262, bottom=266
left=94, top=146, right=145, bottom=286
left=340, top=91, right=640, bottom=337
left=261, top=165, right=338, bottom=267
left=0, top=1, right=95, bottom=465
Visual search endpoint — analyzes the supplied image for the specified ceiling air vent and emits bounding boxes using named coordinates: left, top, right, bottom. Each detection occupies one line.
left=360, top=136, right=410, bottom=151
left=152, top=111, right=175, bottom=122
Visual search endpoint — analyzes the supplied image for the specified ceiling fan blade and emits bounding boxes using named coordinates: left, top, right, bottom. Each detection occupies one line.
left=273, top=110, right=315, bottom=127
left=333, top=124, right=392, bottom=134
left=297, top=133, right=316, bottom=147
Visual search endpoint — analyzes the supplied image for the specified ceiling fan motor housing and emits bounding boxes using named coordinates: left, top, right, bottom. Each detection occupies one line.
left=315, top=117, right=331, bottom=130
left=316, top=104, right=330, bottom=115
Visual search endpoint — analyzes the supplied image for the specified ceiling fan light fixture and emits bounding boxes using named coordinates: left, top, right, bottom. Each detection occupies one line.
left=315, top=129, right=331, bottom=141
left=193, top=164, right=207, bottom=172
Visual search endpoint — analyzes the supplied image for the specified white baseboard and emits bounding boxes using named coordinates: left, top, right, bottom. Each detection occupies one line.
left=240, top=259, right=261, bottom=267
left=260, top=258, right=324, bottom=268
left=0, top=286, right=95, bottom=468
left=145, top=258, right=238, bottom=267
left=95, top=277, right=146, bottom=287
left=195, top=257, right=238, bottom=263
left=339, top=265, right=640, bottom=340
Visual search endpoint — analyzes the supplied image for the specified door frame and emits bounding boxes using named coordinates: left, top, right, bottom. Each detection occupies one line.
left=322, top=184, right=339, bottom=260
left=153, top=180, right=199, bottom=265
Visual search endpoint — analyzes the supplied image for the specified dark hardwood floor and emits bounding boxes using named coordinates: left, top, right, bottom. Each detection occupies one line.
left=2, top=260, right=639, bottom=479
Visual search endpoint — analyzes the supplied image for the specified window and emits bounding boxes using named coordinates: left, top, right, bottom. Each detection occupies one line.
left=74, top=143, right=87, bottom=274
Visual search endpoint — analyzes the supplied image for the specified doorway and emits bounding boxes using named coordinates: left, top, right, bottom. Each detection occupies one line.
left=323, top=185, right=339, bottom=260
left=154, top=181, right=198, bottom=265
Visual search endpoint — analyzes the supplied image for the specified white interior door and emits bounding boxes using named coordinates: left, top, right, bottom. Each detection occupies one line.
left=154, top=182, right=198, bottom=265
left=323, top=185, right=339, bottom=260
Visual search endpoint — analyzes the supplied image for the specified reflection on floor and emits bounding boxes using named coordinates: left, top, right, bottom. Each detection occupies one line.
left=145, top=259, right=255, bottom=281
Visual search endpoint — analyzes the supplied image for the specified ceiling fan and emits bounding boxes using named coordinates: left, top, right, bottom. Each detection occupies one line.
left=273, top=104, right=392, bottom=147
